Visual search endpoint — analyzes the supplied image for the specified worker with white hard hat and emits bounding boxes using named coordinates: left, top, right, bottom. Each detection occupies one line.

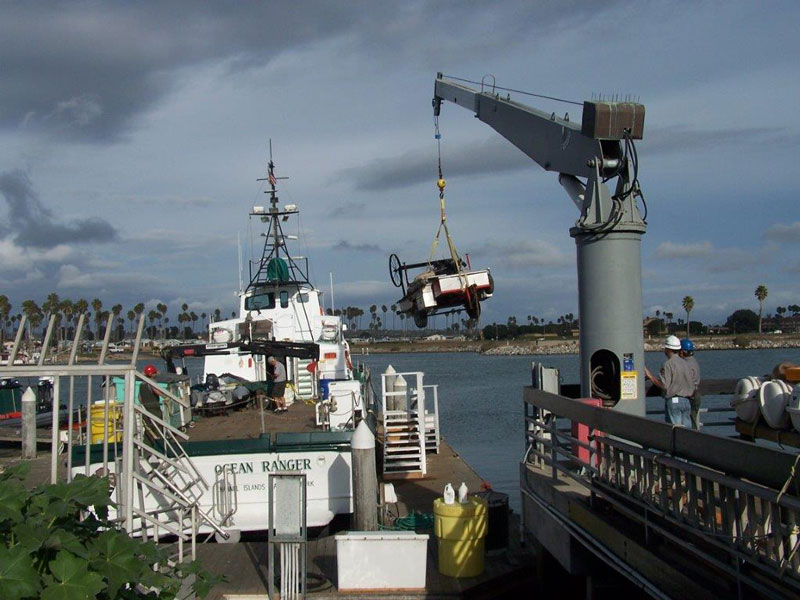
left=645, top=335, right=695, bottom=427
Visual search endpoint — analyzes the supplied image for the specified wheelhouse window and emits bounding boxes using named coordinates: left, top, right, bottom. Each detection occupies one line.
left=279, top=291, right=289, bottom=308
left=245, top=292, right=275, bottom=310
left=296, top=293, right=309, bottom=303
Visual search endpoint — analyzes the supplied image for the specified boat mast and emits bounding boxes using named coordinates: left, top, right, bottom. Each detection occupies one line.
left=247, top=145, right=310, bottom=292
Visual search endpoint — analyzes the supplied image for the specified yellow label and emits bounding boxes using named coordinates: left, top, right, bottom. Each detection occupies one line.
left=620, top=371, right=638, bottom=400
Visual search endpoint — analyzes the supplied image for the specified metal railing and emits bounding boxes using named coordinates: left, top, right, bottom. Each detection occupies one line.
left=0, top=315, right=229, bottom=569
left=523, top=387, right=800, bottom=598
left=380, top=371, right=428, bottom=476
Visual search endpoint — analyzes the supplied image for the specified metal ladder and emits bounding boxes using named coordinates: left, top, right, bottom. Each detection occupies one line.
left=294, top=358, right=315, bottom=400
left=380, top=371, right=427, bottom=479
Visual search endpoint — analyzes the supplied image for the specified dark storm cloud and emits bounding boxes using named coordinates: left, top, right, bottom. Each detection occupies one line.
left=1, top=1, right=366, bottom=142
left=333, top=240, right=382, bottom=253
left=0, top=170, right=116, bottom=247
left=1, top=1, right=629, bottom=143
left=341, top=138, right=534, bottom=191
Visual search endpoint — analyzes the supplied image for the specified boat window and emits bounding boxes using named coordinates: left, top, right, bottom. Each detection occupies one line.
left=296, top=293, right=309, bottom=303
left=245, top=292, right=275, bottom=310
left=279, top=291, right=289, bottom=308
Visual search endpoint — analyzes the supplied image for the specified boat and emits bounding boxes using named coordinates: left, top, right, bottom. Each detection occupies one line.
left=390, top=255, right=493, bottom=328
left=163, top=155, right=362, bottom=421
left=74, top=155, right=369, bottom=534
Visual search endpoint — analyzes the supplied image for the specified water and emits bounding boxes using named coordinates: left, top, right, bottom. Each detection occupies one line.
left=357, top=348, right=800, bottom=513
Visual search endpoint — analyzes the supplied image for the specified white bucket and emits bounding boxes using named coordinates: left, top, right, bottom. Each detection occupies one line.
left=731, top=376, right=763, bottom=424
left=759, top=380, right=792, bottom=429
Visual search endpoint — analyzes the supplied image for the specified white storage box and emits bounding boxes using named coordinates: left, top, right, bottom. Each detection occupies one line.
left=335, top=531, right=428, bottom=591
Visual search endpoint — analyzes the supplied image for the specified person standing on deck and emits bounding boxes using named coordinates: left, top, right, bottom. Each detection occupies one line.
left=645, top=335, right=695, bottom=427
left=268, top=356, right=288, bottom=413
left=680, top=338, right=702, bottom=429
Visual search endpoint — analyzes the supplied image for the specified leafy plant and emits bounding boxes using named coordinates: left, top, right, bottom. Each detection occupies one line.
left=0, top=463, right=221, bottom=599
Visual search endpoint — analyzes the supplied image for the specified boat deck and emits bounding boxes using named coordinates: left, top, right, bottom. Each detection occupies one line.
left=185, top=397, right=319, bottom=441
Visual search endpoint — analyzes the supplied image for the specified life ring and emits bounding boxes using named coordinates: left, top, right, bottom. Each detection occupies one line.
left=345, top=349, right=353, bottom=371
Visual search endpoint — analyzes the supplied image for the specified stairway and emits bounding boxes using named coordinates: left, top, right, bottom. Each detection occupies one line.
left=294, top=358, right=315, bottom=400
left=382, top=410, right=427, bottom=479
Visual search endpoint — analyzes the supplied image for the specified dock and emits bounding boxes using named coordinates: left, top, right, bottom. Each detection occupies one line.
left=522, top=386, right=800, bottom=599
left=185, top=401, right=534, bottom=598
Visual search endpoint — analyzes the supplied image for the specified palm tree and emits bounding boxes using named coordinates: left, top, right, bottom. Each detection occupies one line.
left=59, top=299, right=74, bottom=342
left=90, top=298, right=103, bottom=339
left=682, top=296, right=694, bottom=337
left=390, top=304, right=397, bottom=331
left=0, top=295, right=11, bottom=344
left=21, top=299, right=41, bottom=340
left=755, top=285, right=768, bottom=334
left=110, top=304, right=122, bottom=341
left=147, top=310, right=158, bottom=338
left=190, top=312, right=198, bottom=335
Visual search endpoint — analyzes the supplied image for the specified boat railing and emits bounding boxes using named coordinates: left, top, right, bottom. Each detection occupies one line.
left=523, top=386, right=800, bottom=597
left=0, top=313, right=230, bottom=571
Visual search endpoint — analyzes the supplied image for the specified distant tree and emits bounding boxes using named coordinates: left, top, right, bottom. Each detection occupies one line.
left=725, top=309, right=759, bottom=333
left=190, top=312, right=198, bottom=334
left=126, top=310, right=135, bottom=337
left=665, top=312, right=674, bottom=332
left=42, top=293, right=60, bottom=338
left=90, top=298, right=103, bottom=339
left=59, top=298, right=74, bottom=341
left=381, top=305, right=387, bottom=329
left=110, top=304, right=122, bottom=341
left=391, top=304, right=397, bottom=330
left=682, top=296, right=694, bottom=337
left=147, top=310, right=158, bottom=338
left=755, top=285, right=768, bottom=334
left=0, top=295, right=11, bottom=344
left=213, top=307, right=221, bottom=323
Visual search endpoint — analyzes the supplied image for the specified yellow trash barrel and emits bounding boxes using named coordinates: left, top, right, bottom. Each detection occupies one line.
left=433, top=497, right=488, bottom=577
left=90, top=402, right=123, bottom=443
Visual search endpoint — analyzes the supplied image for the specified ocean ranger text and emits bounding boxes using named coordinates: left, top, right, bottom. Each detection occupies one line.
left=214, top=458, right=313, bottom=475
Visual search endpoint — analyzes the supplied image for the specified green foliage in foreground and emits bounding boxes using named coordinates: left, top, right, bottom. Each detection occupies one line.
left=0, top=463, right=221, bottom=599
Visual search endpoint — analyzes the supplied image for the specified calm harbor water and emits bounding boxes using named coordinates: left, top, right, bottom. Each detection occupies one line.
left=356, top=347, right=800, bottom=513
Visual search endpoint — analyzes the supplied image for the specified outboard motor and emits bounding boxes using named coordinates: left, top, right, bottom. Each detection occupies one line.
left=206, top=373, right=220, bottom=391
left=36, top=377, right=54, bottom=412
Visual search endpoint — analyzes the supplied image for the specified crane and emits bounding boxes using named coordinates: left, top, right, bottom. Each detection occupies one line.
left=433, top=73, right=648, bottom=415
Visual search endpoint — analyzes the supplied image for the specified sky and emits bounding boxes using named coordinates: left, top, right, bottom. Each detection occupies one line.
left=1, top=0, right=799, bottom=329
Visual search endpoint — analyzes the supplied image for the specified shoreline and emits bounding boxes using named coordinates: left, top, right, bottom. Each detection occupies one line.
left=352, top=335, right=800, bottom=356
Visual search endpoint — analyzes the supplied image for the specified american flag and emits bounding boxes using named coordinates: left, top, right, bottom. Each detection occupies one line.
left=268, top=172, right=277, bottom=186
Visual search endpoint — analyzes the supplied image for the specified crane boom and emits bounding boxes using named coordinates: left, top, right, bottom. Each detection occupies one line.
left=432, top=73, right=650, bottom=416
left=434, top=76, right=605, bottom=178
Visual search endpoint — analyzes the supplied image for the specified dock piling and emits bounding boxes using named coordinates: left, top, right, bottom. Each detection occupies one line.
left=352, top=420, right=378, bottom=531
left=22, top=386, right=36, bottom=459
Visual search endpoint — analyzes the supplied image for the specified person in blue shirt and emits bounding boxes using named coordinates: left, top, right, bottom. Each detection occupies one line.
left=680, top=338, right=702, bottom=429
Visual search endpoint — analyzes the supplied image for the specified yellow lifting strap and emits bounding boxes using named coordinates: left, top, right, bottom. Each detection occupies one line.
left=427, top=177, right=467, bottom=283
